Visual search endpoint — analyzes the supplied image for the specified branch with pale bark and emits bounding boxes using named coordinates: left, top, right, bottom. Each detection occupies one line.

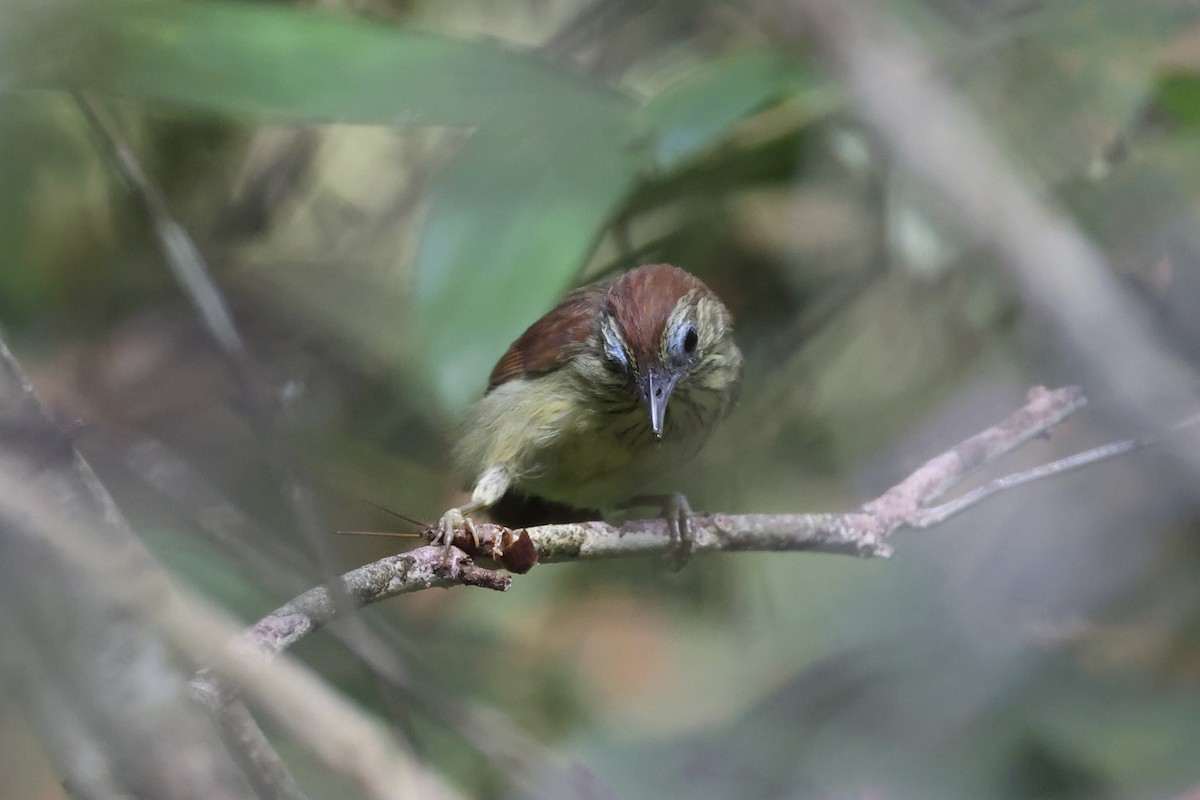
left=0, top=332, right=467, bottom=800
left=230, top=383, right=1186, bottom=667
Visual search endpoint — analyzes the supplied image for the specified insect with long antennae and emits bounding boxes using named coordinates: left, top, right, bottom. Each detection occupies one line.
left=335, top=500, right=428, bottom=539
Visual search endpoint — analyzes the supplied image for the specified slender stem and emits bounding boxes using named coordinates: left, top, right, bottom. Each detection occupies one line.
left=242, top=386, right=1110, bottom=653
left=74, top=92, right=350, bottom=611
left=912, top=413, right=1200, bottom=527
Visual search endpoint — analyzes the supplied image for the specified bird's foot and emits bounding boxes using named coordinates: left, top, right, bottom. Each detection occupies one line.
left=433, top=506, right=480, bottom=558
left=622, top=493, right=696, bottom=570
left=662, top=492, right=695, bottom=571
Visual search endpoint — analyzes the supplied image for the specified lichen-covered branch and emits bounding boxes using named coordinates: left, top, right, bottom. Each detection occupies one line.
left=222, top=548, right=510, bottom=660
left=245, top=385, right=1093, bottom=664
left=186, top=548, right=507, bottom=799
left=453, top=385, right=1085, bottom=565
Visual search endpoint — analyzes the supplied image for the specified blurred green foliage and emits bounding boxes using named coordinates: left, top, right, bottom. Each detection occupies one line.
left=3, top=0, right=1200, bottom=798
left=21, top=0, right=827, bottom=409
left=1157, top=72, right=1200, bottom=124
left=0, top=94, right=92, bottom=326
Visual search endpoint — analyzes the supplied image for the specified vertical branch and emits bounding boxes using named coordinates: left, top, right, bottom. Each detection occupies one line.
left=73, top=93, right=350, bottom=606
left=785, top=0, right=1200, bottom=485
left=72, top=92, right=436, bottom=768
left=0, top=339, right=257, bottom=799
left=207, top=700, right=310, bottom=800
left=0, top=334, right=470, bottom=800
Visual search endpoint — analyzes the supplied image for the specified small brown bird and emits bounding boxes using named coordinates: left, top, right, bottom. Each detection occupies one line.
left=438, top=263, right=743, bottom=560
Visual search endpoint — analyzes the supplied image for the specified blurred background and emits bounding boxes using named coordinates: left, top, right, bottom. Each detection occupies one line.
left=3, top=0, right=1200, bottom=798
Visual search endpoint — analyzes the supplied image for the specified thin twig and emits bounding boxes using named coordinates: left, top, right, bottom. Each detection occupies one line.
left=207, top=383, right=1199, bottom=798
left=198, top=545, right=626, bottom=800
left=187, top=550, right=513, bottom=800
left=0, top=336, right=256, bottom=800
left=490, top=385, right=1086, bottom=562
left=0, top=465, right=469, bottom=800
left=73, top=92, right=468, bottom=796
left=208, top=700, right=308, bottom=800
left=230, top=547, right=511, bottom=657
left=73, top=92, right=351, bottom=616
left=912, top=412, right=1200, bottom=527
left=200, top=385, right=1091, bottom=798
left=244, top=386, right=1094, bottom=651
left=0, top=328, right=477, bottom=800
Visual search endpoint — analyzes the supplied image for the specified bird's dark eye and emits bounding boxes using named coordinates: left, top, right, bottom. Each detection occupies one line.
left=682, top=326, right=699, bottom=355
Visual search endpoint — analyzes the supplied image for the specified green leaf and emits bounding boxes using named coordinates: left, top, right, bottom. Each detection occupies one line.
left=12, top=0, right=657, bottom=416
left=636, top=51, right=830, bottom=169
left=414, top=131, right=645, bottom=411
left=1155, top=73, right=1200, bottom=128
left=17, top=1, right=836, bottom=420
left=26, top=0, right=630, bottom=130
left=409, top=50, right=827, bottom=411
left=0, top=94, right=88, bottom=327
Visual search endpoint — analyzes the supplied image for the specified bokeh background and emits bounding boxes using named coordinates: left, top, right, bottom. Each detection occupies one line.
left=3, top=0, right=1200, bottom=798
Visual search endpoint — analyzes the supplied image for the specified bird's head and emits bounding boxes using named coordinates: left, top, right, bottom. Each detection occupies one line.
left=596, top=263, right=741, bottom=439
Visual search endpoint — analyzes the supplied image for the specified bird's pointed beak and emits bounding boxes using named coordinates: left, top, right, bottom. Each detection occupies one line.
left=640, top=370, right=679, bottom=439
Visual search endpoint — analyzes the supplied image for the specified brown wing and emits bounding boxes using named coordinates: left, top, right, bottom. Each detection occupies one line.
left=486, top=281, right=610, bottom=392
